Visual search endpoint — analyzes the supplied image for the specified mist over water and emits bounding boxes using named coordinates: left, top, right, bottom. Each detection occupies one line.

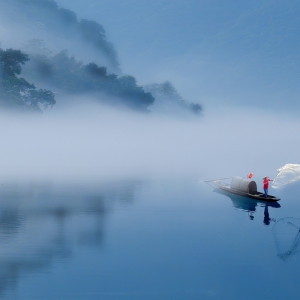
left=1, top=1, right=300, bottom=299
left=0, top=102, right=298, bottom=183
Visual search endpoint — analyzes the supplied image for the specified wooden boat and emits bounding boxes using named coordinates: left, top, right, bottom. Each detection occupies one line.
left=212, top=176, right=280, bottom=202
left=214, top=187, right=281, bottom=209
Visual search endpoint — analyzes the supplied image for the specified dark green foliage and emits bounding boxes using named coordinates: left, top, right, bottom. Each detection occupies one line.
left=25, top=89, right=56, bottom=109
left=22, top=44, right=154, bottom=112
left=117, top=76, right=154, bottom=110
left=80, top=20, right=105, bottom=40
left=189, top=103, right=202, bottom=114
left=84, top=63, right=107, bottom=78
left=118, top=76, right=138, bottom=89
left=78, top=19, right=119, bottom=69
left=0, top=48, right=29, bottom=77
left=58, top=8, right=77, bottom=25
left=0, top=47, right=56, bottom=112
left=144, top=81, right=202, bottom=115
left=0, top=1, right=202, bottom=115
left=22, top=40, right=199, bottom=114
left=0, top=77, right=32, bottom=109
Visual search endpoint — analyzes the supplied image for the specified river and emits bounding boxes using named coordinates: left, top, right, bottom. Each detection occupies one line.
left=0, top=178, right=299, bottom=299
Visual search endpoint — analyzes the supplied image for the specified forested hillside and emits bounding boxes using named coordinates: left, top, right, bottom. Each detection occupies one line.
left=21, top=39, right=154, bottom=112
left=0, top=0, right=120, bottom=73
left=0, top=47, right=55, bottom=112
left=0, top=0, right=202, bottom=115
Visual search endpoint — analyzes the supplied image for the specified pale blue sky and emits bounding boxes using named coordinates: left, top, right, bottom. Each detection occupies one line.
left=48, top=0, right=300, bottom=111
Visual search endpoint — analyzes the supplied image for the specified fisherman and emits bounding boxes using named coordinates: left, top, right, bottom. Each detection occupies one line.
left=263, top=176, right=273, bottom=198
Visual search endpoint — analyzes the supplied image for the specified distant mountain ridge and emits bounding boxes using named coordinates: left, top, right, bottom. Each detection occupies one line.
left=56, top=0, right=300, bottom=111
left=0, top=0, right=120, bottom=73
left=0, top=0, right=202, bottom=115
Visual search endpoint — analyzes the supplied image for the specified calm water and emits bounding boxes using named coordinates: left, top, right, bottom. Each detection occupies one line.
left=0, top=178, right=299, bottom=300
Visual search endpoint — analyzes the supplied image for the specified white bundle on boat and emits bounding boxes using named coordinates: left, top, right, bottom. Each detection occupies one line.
left=272, top=164, right=300, bottom=189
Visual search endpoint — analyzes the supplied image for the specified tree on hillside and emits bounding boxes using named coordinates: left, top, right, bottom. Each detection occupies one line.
left=0, top=48, right=56, bottom=111
left=84, top=63, right=107, bottom=78
left=22, top=40, right=54, bottom=80
left=144, top=81, right=202, bottom=115
left=21, top=40, right=201, bottom=115
left=22, top=44, right=153, bottom=112
left=0, top=48, right=29, bottom=77
left=79, top=19, right=120, bottom=70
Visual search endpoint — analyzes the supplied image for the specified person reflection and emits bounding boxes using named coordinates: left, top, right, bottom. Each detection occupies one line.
left=263, top=204, right=271, bottom=226
left=248, top=211, right=254, bottom=220
left=213, top=188, right=280, bottom=224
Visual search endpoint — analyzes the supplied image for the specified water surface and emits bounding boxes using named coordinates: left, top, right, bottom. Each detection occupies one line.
left=0, top=178, right=300, bottom=299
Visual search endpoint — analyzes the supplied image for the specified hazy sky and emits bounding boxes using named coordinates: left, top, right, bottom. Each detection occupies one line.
left=55, top=0, right=300, bottom=112
left=0, top=0, right=299, bottom=182
left=1, top=3, right=300, bottom=297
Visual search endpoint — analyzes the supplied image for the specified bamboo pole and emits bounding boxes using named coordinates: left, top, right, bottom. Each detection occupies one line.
left=202, top=177, right=233, bottom=183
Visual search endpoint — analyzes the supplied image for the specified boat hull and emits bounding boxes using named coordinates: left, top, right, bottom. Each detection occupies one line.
left=214, top=182, right=280, bottom=202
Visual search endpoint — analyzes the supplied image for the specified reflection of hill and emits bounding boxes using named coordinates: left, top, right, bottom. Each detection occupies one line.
left=0, top=180, right=141, bottom=296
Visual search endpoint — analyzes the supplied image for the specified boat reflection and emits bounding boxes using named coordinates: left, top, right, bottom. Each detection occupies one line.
left=214, top=188, right=281, bottom=224
left=213, top=188, right=300, bottom=261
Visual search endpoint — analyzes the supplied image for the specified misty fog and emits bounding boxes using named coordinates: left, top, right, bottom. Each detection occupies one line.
left=1, top=1, right=300, bottom=298
left=0, top=0, right=298, bottom=184
left=0, top=102, right=298, bottom=184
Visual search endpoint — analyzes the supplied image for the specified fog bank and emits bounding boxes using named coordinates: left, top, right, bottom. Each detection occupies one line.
left=0, top=102, right=298, bottom=183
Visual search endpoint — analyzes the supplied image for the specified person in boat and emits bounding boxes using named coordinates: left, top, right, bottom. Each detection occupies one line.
left=263, top=176, right=273, bottom=198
